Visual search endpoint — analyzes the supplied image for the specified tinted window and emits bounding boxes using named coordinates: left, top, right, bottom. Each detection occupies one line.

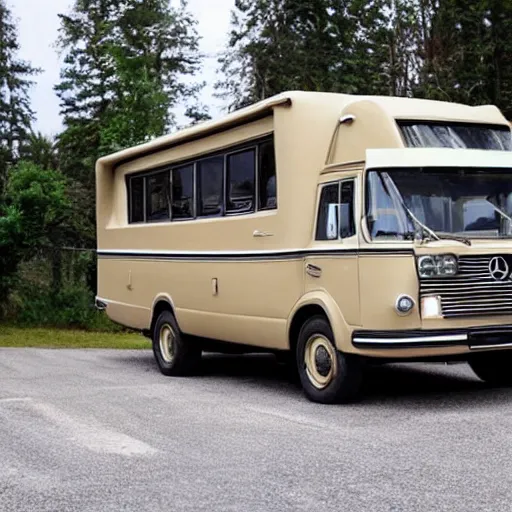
left=172, top=165, right=194, bottom=219
left=316, top=183, right=339, bottom=240
left=227, top=149, right=255, bottom=213
left=197, top=156, right=224, bottom=217
left=129, top=176, right=144, bottom=223
left=340, top=181, right=355, bottom=238
left=146, top=172, right=170, bottom=222
left=259, top=141, right=277, bottom=209
left=400, top=123, right=512, bottom=150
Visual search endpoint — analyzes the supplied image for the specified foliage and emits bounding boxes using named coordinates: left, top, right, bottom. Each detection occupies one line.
left=56, top=0, right=203, bottom=183
left=11, top=281, right=121, bottom=331
left=216, top=0, right=350, bottom=110
left=216, top=0, right=512, bottom=113
left=0, top=204, right=23, bottom=308
left=19, top=132, right=59, bottom=171
left=417, top=0, right=512, bottom=117
left=6, top=162, right=70, bottom=246
left=0, top=0, right=39, bottom=194
left=216, top=0, right=424, bottom=109
left=0, top=162, right=70, bottom=316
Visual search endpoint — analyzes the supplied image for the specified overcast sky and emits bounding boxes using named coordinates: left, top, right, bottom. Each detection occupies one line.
left=10, top=0, right=234, bottom=136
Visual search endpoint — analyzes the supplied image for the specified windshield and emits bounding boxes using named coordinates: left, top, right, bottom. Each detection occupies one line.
left=367, top=168, right=512, bottom=241
left=400, top=122, right=512, bottom=150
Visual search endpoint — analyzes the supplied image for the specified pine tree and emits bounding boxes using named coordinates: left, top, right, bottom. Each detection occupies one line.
left=417, top=0, right=512, bottom=115
left=100, top=0, right=203, bottom=151
left=0, top=0, right=38, bottom=194
left=216, top=0, right=356, bottom=110
left=215, top=0, right=428, bottom=109
left=56, top=0, right=203, bottom=191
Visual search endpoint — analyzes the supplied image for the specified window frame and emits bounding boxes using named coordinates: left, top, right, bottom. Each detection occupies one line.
left=171, top=163, right=196, bottom=222
left=128, top=175, right=146, bottom=225
left=144, top=169, right=172, bottom=223
left=196, top=153, right=226, bottom=218
left=315, top=178, right=357, bottom=242
left=225, top=146, right=258, bottom=216
left=126, top=135, right=276, bottom=225
left=257, top=139, right=277, bottom=211
left=339, top=179, right=356, bottom=239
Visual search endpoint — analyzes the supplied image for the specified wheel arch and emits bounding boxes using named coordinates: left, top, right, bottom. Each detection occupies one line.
left=287, top=291, right=352, bottom=353
left=149, top=294, right=177, bottom=336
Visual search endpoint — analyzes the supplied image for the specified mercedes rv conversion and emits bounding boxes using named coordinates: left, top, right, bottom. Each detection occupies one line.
left=96, top=91, right=512, bottom=404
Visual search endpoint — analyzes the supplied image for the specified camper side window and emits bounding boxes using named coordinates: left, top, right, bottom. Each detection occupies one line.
left=146, top=171, right=171, bottom=222
left=316, top=183, right=339, bottom=240
left=227, top=149, right=256, bottom=214
left=127, top=136, right=276, bottom=224
left=129, top=176, right=144, bottom=223
left=259, top=141, right=277, bottom=210
left=197, top=156, right=224, bottom=217
left=172, top=165, right=194, bottom=219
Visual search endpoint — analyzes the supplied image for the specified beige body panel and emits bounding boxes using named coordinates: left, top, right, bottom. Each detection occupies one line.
left=96, top=91, right=512, bottom=359
left=99, top=255, right=301, bottom=348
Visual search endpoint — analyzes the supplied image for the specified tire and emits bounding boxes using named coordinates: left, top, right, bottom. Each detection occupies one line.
left=296, top=315, right=362, bottom=404
left=468, top=351, right=512, bottom=387
left=152, top=310, right=201, bottom=376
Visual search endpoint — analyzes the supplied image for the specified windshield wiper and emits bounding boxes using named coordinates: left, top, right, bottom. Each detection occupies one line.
left=487, top=195, right=512, bottom=227
left=381, top=172, right=471, bottom=246
left=435, top=233, right=472, bottom=246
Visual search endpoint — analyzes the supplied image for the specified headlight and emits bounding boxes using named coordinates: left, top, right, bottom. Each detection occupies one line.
left=417, top=254, right=458, bottom=278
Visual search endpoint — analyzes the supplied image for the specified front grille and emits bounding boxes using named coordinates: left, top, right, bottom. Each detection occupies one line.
left=420, top=255, right=512, bottom=318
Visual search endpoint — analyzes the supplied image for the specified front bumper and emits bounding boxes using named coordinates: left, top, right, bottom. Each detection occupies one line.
left=352, top=325, right=512, bottom=351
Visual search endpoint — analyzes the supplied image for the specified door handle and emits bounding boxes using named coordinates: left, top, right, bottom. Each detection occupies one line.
left=306, top=263, right=322, bottom=278
left=253, top=230, right=274, bottom=238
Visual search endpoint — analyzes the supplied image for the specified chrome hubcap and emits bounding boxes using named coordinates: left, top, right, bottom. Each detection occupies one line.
left=304, top=335, right=337, bottom=389
left=159, top=324, right=176, bottom=364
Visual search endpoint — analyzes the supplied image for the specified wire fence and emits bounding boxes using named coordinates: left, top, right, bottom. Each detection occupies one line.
left=17, top=246, right=97, bottom=292
left=5, top=246, right=104, bottom=328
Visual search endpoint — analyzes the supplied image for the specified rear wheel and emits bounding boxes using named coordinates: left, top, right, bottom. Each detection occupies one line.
left=296, top=315, right=362, bottom=404
left=468, top=351, right=512, bottom=387
left=152, top=310, right=201, bottom=376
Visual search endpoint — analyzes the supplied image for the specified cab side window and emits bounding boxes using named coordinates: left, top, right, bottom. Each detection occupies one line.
left=316, top=183, right=339, bottom=240
left=316, top=180, right=356, bottom=241
left=340, top=180, right=355, bottom=238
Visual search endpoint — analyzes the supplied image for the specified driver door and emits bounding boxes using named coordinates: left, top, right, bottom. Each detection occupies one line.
left=304, top=177, right=361, bottom=327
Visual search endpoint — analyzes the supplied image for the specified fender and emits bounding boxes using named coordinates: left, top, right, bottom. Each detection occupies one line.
left=287, top=290, right=354, bottom=352
left=150, top=293, right=177, bottom=327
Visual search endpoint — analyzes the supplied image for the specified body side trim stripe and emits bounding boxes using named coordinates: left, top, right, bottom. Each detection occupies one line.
left=97, top=247, right=414, bottom=261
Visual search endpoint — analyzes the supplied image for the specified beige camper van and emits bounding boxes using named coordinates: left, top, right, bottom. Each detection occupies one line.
left=96, top=91, right=512, bottom=403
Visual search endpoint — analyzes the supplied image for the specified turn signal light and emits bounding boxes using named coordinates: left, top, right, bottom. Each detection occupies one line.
left=421, top=295, right=442, bottom=319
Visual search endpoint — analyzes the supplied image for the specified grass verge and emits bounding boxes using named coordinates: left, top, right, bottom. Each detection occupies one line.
left=0, top=327, right=150, bottom=349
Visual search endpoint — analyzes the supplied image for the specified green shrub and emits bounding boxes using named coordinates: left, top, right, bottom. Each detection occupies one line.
left=11, top=282, right=123, bottom=332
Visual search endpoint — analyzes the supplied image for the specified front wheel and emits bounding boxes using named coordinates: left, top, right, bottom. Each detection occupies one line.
left=152, top=310, right=201, bottom=376
left=468, top=351, right=512, bottom=387
left=296, top=316, right=362, bottom=404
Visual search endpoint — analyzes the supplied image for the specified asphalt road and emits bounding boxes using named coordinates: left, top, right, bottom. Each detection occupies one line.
left=1, top=348, right=512, bottom=512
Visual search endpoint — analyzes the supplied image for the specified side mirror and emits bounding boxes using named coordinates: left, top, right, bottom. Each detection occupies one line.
left=326, top=204, right=339, bottom=240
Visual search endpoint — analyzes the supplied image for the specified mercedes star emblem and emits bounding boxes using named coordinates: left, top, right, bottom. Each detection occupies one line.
left=489, top=256, right=510, bottom=281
